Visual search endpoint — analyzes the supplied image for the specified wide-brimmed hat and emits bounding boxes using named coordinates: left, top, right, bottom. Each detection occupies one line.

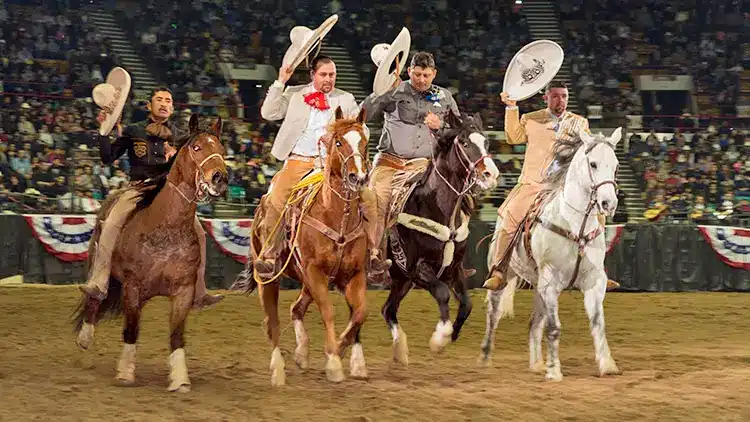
left=370, top=27, right=411, bottom=96
left=92, top=67, right=131, bottom=136
left=282, top=14, right=338, bottom=71
left=503, top=40, right=564, bottom=101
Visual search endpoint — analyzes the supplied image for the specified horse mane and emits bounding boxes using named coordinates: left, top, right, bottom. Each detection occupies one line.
left=540, top=133, right=610, bottom=195
left=133, top=132, right=194, bottom=211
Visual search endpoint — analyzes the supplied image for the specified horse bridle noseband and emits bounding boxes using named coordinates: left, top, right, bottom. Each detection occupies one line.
left=170, top=132, right=225, bottom=204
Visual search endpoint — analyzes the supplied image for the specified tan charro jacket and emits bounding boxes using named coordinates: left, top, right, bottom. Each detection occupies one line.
left=504, top=107, right=589, bottom=185
left=260, top=81, right=360, bottom=161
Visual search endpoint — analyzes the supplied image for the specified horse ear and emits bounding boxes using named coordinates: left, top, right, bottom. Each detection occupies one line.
left=335, top=106, right=344, bottom=121
left=189, top=114, right=200, bottom=134
left=210, top=116, right=223, bottom=139
left=472, top=112, right=483, bottom=130
left=579, top=127, right=595, bottom=146
left=356, top=106, right=367, bottom=124
left=607, top=127, right=623, bottom=147
left=446, top=108, right=463, bottom=129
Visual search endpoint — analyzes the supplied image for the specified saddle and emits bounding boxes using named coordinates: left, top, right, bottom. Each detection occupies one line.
left=493, top=190, right=552, bottom=275
left=373, top=154, right=430, bottom=229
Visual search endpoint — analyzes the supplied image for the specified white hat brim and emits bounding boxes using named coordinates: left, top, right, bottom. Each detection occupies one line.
left=93, top=67, right=131, bottom=136
left=282, top=14, right=339, bottom=71
left=372, top=27, right=411, bottom=96
left=503, top=40, right=564, bottom=102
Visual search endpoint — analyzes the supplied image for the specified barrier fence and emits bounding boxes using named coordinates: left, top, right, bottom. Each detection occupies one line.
left=0, top=214, right=746, bottom=291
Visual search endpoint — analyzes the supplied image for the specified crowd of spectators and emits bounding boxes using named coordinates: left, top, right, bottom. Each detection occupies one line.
left=1, top=1, right=120, bottom=98
left=560, top=0, right=749, bottom=117
left=333, top=0, right=536, bottom=125
left=0, top=94, right=281, bottom=214
left=2, top=0, right=750, bottom=226
left=629, top=121, right=750, bottom=224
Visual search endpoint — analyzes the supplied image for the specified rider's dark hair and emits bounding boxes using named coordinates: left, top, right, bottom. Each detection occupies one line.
left=309, top=55, right=334, bottom=73
left=410, top=51, right=436, bottom=69
left=150, top=87, right=173, bottom=100
left=545, top=80, right=568, bottom=92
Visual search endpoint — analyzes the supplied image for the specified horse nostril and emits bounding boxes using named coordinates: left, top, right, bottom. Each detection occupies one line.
left=602, top=200, right=610, bottom=209
left=212, top=172, right=222, bottom=184
left=348, top=173, right=358, bottom=184
left=482, top=171, right=492, bottom=179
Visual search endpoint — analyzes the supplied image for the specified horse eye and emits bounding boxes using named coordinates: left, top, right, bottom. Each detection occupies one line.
left=192, top=145, right=201, bottom=151
left=336, top=141, right=342, bottom=148
left=590, top=162, right=598, bottom=170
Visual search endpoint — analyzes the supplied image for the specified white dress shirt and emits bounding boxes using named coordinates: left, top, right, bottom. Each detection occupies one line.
left=291, top=93, right=333, bottom=158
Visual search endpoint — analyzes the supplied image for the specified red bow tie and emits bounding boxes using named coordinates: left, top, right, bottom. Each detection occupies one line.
left=303, top=91, right=330, bottom=111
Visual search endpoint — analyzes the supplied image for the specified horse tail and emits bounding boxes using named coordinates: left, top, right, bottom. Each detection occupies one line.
left=498, top=276, right=518, bottom=320
left=72, top=276, right=124, bottom=332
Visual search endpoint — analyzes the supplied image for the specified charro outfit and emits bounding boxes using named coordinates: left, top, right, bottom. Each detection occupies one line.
left=362, top=80, right=461, bottom=250
left=484, top=107, right=619, bottom=290
left=253, top=80, right=388, bottom=278
left=80, top=117, right=222, bottom=308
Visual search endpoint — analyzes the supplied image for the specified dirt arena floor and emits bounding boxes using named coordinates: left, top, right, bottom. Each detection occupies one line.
left=0, top=286, right=748, bottom=421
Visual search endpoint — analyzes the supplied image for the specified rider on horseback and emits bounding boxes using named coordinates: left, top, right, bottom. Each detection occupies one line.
left=252, top=55, right=391, bottom=282
left=79, top=86, right=224, bottom=310
left=362, top=51, right=462, bottom=264
left=483, top=81, right=621, bottom=291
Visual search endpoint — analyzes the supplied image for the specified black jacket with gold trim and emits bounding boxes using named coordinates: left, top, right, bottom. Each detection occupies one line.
left=98, top=118, right=186, bottom=181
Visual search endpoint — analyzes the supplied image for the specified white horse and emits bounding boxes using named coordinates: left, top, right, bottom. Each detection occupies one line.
left=479, top=128, right=623, bottom=381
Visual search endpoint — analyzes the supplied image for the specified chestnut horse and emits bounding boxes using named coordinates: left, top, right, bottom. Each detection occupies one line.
left=72, top=115, right=228, bottom=392
left=233, top=107, right=370, bottom=386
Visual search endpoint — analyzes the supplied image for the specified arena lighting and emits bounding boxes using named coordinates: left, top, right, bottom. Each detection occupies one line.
left=515, top=0, right=522, bottom=4
left=256, top=84, right=262, bottom=88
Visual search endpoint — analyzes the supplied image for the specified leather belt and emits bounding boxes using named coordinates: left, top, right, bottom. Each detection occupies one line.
left=373, top=153, right=408, bottom=170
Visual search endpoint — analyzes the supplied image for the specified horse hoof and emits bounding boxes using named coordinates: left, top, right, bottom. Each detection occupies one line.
left=326, top=368, right=346, bottom=383
left=477, top=354, right=492, bottom=367
left=76, top=323, right=95, bottom=350
left=530, top=360, right=546, bottom=374
left=599, top=358, right=622, bottom=376
left=294, top=352, right=309, bottom=370
left=113, top=377, right=136, bottom=387
left=545, top=370, right=563, bottom=382
left=167, top=383, right=191, bottom=393
left=325, top=354, right=345, bottom=383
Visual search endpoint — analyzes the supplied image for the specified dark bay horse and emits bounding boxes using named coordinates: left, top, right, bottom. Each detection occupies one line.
left=72, top=114, right=228, bottom=392
left=383, top=110, right=500, bottom=365
left=233, top=106, right=371, bottom=386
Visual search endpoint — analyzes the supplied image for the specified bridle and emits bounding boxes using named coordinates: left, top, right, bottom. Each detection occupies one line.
left=169, top=131, right=225, bottom=204
left=429, top=131, right=492, bottom=197
left=318, top=129, right=368, bottom=202
left=563, top=140, right=619, bottom=217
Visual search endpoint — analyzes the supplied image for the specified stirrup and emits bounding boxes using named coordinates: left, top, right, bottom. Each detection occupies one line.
left=253, top=258, right=276, bottom=279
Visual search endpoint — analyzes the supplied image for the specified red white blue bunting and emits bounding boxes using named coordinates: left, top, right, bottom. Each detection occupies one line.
left=21, top=215, right=748, bottom=270
left=200, top=218, right=252, bottom=264
left=23, top=215, right=97, bottom=262
left=698, top=226, right=749, bottom=270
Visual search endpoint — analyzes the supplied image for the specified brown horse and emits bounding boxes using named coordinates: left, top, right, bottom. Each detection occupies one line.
left=72, top=114, right=228, bottom=392
left=234, top=106, right=370, bottom=386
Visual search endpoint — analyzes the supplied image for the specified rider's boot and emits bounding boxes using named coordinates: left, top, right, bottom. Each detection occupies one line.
left=483, top=229, right=512, bottom=291
left=368, top=248, right=392, bottom=285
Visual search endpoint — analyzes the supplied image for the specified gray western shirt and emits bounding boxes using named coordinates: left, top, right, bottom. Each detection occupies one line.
left=361, top=81, right=460, bottom=159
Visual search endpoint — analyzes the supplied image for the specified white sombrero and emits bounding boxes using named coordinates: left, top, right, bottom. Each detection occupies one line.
left=503, top=40, right=564, bottom=102
left=370, top=27, right=411, bottom=96
left=282, top=14, right=339, bottom=71
left=92, top=67, right=131, bottom=136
